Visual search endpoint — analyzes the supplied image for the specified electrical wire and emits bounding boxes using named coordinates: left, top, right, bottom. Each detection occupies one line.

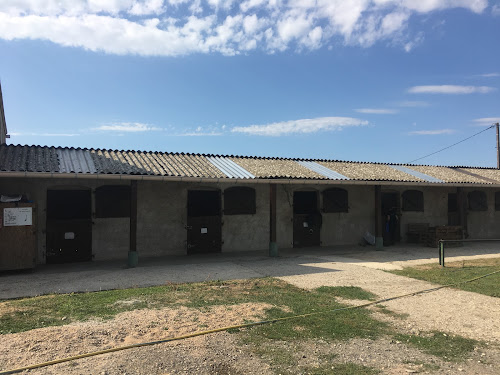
left=1, top=269, right=498, bottom=375
left=408, top=125, right=495, bottom=164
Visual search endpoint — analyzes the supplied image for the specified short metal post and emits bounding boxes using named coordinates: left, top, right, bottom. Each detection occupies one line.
left=438, top=241, right=442, bottom=265
left=439, top=241, right=445, bottom=267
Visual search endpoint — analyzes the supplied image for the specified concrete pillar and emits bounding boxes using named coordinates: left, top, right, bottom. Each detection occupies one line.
left=375, top=185, right=383, bottom=250
left=457, top=187, right=467, bottom=238
left=269, top=183, right=278, bottom=257
left=128, top=180, right=138, bottom=267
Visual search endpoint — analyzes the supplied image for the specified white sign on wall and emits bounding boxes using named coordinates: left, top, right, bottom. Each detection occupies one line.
left=3, top=207, right=33, bottom=226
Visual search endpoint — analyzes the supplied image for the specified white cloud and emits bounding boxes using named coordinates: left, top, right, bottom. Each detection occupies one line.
left=129, top=0, right=165, bottom=15
left=231, top=116, right=368, bottom=136
left=409, top=129, right=455, bottom=135
left=492, top=4, right=500, bottom=16
left=355, top=108, right=398, bottom=114
left=473, top=117, right=500, bottom=125
left=95, top=122, right=161, bottom=132
left=478, top=72, right=500, bottom=77
left=408, top=85, right=496, bottom=94
left=0, top=0, right=491, bottom=56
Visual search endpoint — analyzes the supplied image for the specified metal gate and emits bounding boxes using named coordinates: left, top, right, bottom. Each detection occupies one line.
left=46, top=190, right=92, bottom=263
left=186, top=190, right=222, bottom=254
left=293, top=191, right=321, bottom=248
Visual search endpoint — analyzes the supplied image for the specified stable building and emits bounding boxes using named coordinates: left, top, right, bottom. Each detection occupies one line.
left=2, top=143, right=500, bottom=270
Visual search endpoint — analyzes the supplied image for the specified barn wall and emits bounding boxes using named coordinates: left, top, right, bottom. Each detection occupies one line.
left=3, top=175, right=500, bottom=264
left=321, top=185, right=375, bottom=246
left=220, top=183, right=269, bottom=252
left=387, top=186, right=453, bottom=242
left=0, top=177, right=130, bottom=263
left=464, top=188, right=500, bottom=239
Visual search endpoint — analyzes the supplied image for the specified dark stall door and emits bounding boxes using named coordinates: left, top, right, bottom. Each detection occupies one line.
left=381, top=192, right=400, bottom=246
left=293, top=191, right=321, bottom=248
left=186, top=190, right=222, bottom=254
left=46, top=190, right=92, bottom=263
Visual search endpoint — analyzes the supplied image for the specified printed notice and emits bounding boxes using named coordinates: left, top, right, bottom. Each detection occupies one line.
left=3, top=207, right=33, bottom=226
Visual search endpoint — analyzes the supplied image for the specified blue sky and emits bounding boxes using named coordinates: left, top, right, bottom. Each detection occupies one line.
left=1, top=0, right=500, bottom=167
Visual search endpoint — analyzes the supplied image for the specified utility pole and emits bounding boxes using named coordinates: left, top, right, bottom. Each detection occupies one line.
left=497, top=123, right=500, bottom=169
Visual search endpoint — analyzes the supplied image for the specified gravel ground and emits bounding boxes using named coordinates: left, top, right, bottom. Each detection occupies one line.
left=1, top=245, right=499, bottom=374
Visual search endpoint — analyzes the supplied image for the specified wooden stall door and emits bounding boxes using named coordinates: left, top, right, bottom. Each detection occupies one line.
left=46, top=190, right=92, bottom=264
left=186, top=190, right=222, bottom=254
left=293, top=191, right=321, bottom=248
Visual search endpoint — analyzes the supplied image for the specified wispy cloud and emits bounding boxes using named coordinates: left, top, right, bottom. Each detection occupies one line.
left=478, top=72, right=500, bottom=77
left=408, top=85, right=496, bottom=94
left=397, top=100, right=429, bottom=107
left=355, top=108, right=397, bottom=114
left=175, top=132, right=223, bottom=136
left=94, top=122, right=161, bottom=132
left=232, top=117, right=368, bottom=136
left=0, top=1, right=489, bottom=56
left=409, top=129, right=455, bottom=135
left=473, top=117, right=500, bottom=126
left=493, top=5, right=500, bottom=16
left=9, top=132, right=80, bottom=137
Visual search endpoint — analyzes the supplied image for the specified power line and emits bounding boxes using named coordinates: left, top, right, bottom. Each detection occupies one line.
left=408, top=125, right=495, bottom=164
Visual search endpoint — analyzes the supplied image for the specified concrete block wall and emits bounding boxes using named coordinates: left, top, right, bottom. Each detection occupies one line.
left=3, top=176, right=500, bottom=264
left=0, top=177, right=130, bottom=263
left=385, top=186, right=453, bottom=242
left=464, top=188, right=500, bottom=239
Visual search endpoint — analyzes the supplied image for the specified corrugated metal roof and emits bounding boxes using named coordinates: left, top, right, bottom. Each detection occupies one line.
left=2, top=144, right=500, bottom=186
left=207, top=156, right=255, bottom=179
left=57, top=148, right=96, bottom=173
left=318, top=161, right=423, bottom=182
left=0, top=145, right=59, bottom=172
left=457, top=167, right=500, bottom=184
left=297, top=161, right=350, bottom=180
left=390, top=165, right=443, bottom=183
left=407, top=165, right=491, bottom=184
left=230, top=157, right=324, bottom=179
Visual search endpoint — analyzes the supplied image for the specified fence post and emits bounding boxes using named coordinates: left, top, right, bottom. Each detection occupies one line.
left=440, top=241, right=445, bottom=267
left=438, top=240, right=442, bottom=265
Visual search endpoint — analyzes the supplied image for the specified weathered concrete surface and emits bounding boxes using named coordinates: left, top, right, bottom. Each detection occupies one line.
left=1, top=243, right=498, bottom=300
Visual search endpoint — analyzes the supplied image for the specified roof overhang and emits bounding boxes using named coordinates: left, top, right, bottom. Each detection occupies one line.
left=1, top=171, right=498, bottom=188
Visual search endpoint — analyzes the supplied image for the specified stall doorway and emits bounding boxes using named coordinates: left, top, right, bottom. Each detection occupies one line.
left=187, top=190, right=222, bottom=254
left=448, top=193, right=459, bottom=225
left=293, top=191, right=322, bottom=248
left=381, top=192, right=400, bottom=246
left=46, top=189, right=92, bottom=264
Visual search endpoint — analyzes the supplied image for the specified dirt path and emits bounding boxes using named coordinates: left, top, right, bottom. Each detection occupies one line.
left=278, top=257, right=500, bottom=343
left=1, top=255, right=499, bottom=375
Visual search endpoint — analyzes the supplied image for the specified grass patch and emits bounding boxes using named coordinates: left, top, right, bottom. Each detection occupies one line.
left=395, top=331, right=480, bottom=361
left=374, top=304, right=409, bottom=319
left=390, top=257, right=500, bottom=297
left=0, top=278, right=387, bottom=337
left=316, top=286, right=377, bottom=300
